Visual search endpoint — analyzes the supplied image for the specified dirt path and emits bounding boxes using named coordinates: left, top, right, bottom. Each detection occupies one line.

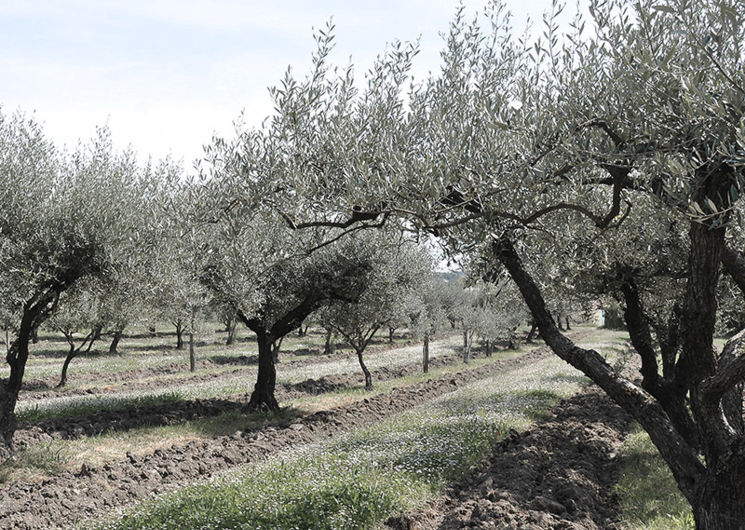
left=385, top=385, right=634, bottom=530
left=0, top=340, right=571, bottom=529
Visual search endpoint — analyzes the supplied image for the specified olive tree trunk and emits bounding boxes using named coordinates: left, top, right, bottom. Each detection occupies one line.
left=174, top=320, right=184, bottom=350
left=462, top=328, right=470, bottom=363
left=109, top=329, right=123, bottom=354
left=423, top=332, right=430, bottom=373
left=492, top=229, right=745, bottom=530
left=189, top=332, right=196, bottom=372
left=1, top=290, right=60, bottom=456
left=248, top=333, right=279, bottom=412
left=356, top=349, right=373, bottom=390
left=58, top=326, right=99, bottom=388
left=324, top=327, right=335, bottom=355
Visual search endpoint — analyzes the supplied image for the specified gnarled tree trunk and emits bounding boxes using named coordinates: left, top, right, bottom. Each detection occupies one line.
left=1, top=291, right=59, bottom=456
left=492, top=228, right=745, bottom=530
left=248, top=333, right=279, bottom=412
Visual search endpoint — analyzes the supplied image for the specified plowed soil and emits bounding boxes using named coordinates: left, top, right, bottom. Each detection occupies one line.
left=385, top=386, right=634, bottom=529
left=1, top=341, right=567, bottom=529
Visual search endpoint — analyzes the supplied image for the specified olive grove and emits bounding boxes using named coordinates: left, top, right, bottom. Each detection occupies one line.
left=213, top=1, right=745, bottom=527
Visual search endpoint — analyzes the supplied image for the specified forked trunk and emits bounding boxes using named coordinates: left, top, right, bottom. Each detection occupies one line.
left=58, top=328, right=98, bottom=387
left=356, top=349, right=373, bottom=390
left=248, top=334, right=279, bottom=412
left=492, top=230, right=745, bottom=530
left=423, top=332, right=430, bottom=373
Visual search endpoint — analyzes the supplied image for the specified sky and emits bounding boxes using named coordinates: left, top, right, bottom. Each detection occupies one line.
left=0, top=1, right=562, bottom=168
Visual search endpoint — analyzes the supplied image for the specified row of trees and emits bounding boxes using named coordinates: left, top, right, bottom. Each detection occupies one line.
left=0, top=115, right=533, bottom=450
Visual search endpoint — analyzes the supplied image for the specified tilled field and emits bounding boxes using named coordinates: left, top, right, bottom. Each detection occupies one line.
left=14, top=335, right=515, bottom=447
left=1, top=338, right=578, bottom=529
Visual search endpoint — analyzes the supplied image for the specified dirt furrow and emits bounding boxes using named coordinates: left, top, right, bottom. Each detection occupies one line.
left=385, top=385, right=634, bottom=530
left=0, top=339, right=574, bottom=529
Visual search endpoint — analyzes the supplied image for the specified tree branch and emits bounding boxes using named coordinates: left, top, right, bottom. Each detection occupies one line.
left=492, top=235, right=704, bottom=501
left=701, top=328, right=745, bottom=405
left=580, top=118, right=626, bottom=147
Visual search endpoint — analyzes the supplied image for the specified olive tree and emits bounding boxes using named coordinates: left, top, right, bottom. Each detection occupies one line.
left=197, top=192, right=386, bottom=411
left=320, top=234, right=431, bottom=389
left=409, top=278, right=449, bottom=372
left=0, top=116, right=166, bottom=455
left=46, top=279, right=106, bottom=387
left=241, top=1, right=745, bottom=526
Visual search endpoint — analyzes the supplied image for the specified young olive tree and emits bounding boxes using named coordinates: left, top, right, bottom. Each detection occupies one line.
left=409, top=278, right=449, bottom=372
left=247, top=2, right=745, bottom=526
left=46, top=280, right=106, bottom=387
left=320, top=234, right=431, bottom=389
left=153, top=177, right=215, bottom=371
left=0, top=117, right=165, bottom=454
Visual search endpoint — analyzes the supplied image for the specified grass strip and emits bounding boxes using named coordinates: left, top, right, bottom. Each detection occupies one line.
left=612, top=425, right=694, bottom=529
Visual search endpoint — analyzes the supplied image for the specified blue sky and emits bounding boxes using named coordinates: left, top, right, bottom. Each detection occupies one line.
left=0, top=1, right=562, bottom=166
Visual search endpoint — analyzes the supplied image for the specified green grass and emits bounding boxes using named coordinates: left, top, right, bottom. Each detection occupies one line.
left=17, top=391, right=184, bottom=423
left=90, top=328, right=627, bottom=530
left=0, top=441, right=72, bottom=483
left=613, top=426, right=694, bottom=530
